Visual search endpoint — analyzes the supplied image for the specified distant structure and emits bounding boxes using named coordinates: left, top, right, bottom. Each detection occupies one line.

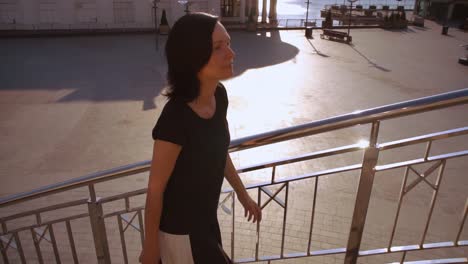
left=0, top=0, right=275, bottom=31
left=414, top=0, right=468, bottom=22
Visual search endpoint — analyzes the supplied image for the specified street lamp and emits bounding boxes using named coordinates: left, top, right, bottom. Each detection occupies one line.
left=347, top=0, right=358, bottom=37
left=178, top=0, right=191, bottom=14
left=152, top=0, right=160, bottom=50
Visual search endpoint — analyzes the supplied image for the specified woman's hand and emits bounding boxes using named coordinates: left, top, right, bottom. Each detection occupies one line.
left=238, top=194, right=262, bottom=223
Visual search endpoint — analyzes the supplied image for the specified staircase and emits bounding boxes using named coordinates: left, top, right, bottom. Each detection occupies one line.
left=1, top=89, right=467, bottom=264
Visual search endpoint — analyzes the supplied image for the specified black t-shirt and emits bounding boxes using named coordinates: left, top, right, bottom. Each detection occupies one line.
left=152, top=83, right=230, bottom=234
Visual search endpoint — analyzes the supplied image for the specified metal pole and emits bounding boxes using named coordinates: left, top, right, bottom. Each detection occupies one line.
left=347, top=0, right=357, bottom=36
left=153, top=1, right=159, bottom=51
left=348, top=2, right=352, bottom=35
left=344, top=121, right=380, bottom=264
left=87, top=185, right=111, bottom=264
left=305, top=0, right=310, bottom=26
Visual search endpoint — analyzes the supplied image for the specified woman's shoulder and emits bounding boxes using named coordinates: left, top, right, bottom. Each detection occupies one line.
left=153, top=98, right=188, bottom=143
left=217, top=82, right=227, bottom=94
left=160, top=97, right=187, bottom=119
left=216, top=82, right=228, bottom=102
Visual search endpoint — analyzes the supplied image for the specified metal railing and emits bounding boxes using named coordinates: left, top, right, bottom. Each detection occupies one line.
left=0, top=88, right=467, bottom=264
left=275, top=19, right=323, bottom=28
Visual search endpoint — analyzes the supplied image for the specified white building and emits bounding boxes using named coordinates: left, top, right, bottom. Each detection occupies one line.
left=0, top=0, right=277, bottom=30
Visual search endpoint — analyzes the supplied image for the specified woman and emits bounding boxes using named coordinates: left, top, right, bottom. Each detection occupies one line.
left=140, top=13, right=262, bottom=264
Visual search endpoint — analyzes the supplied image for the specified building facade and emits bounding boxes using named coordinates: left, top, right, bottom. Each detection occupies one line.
left=415, top=0, right=468, bottom=22
left=0, top=0, right=275, bottom=30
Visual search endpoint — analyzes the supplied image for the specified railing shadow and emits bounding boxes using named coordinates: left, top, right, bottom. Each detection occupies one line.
left=306, top=38, right=330, bottom=57
left=348, top=44, right=391, bottom=72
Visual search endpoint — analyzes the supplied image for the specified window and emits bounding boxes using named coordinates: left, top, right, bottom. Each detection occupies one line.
left=221, top=0, right=240, bottom=17
left=0, top=0, right=17, bottom=24
left=75, top=0, right=97, bottom=23
left=191, top=1, right=209, bottom=13
left=39, top=0, right=57, bottom=24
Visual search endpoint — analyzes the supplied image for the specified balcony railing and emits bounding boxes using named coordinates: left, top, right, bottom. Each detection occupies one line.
left=1, top=88, right=467, bottom=264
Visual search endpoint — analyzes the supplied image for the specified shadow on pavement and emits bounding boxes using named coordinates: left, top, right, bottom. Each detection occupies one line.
left=349, top=44, right=391, bottom=72
left=306, top=38, right=330, bottom=57
left=383, top=27, right=420, bottom=34
left=230, top=30, right=299, bottom=75
left=0, top=31, right=299, bottom=110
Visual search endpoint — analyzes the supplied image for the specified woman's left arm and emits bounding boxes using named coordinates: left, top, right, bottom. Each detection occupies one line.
left=224, top=154, right=262, bottom=223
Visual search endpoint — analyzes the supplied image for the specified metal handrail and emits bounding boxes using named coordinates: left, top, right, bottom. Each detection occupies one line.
left=1, top=88, right=467, bottom=208
left=229, top=88, right=468, bottom=151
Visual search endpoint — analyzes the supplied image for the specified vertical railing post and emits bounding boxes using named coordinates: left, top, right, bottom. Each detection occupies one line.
left=0, top=222, right=9, bottom=264
left=345, top=121, right=380, bottom=264
left=88, top=185, right=111, bottom=264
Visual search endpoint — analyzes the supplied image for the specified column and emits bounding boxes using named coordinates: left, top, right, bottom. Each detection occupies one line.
left=269, top=0, right=277, bottom=23
left=247, top=0, right=258, bottom=23
left=255, top=0, right=259, bottom=18
left=423, top=0, right=429, bottom=17
left=240, top=0, right=246, bottom=22
left=261, top=0, right=266, bottom=22
left=446, top=2, right=454, bottom=21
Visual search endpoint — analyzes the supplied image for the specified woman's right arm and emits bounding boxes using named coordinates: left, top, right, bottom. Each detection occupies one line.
left=140, top=139, right=182, bottom=264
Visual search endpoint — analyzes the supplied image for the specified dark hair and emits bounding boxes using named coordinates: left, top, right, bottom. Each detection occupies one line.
left=164, top=13, right=218, bottom=102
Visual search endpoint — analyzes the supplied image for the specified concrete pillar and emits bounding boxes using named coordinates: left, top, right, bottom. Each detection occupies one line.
left=446, top=2, right=454, bottom=21
left=240, top=0, right=246, bottom=22
left=269, top=0, right=277, bottom=22
left=245, top=0, right=251, bottom=19
left=255, top=0, right=259, bottom=18
left=418, top=0, right=428, bottom=18
left=247, top=0, right=258, bottom=22
left=261, top=0, right=266, bottom=23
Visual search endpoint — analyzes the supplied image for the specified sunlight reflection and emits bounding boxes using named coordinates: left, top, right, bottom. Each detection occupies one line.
left=358, top=139, right=369, bottom=148
left=352, top=109, right=364, bottom=115
left=225, top=61, right=303, bottom=137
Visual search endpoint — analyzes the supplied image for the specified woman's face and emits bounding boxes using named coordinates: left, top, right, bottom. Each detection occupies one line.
left=198, top=22, right=235, bottom=82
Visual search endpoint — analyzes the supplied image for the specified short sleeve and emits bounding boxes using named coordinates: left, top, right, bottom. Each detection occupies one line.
left=152, top=100, right=187, bottom=146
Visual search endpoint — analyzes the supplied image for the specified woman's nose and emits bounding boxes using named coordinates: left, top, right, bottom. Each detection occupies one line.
left=227, top=47, right=235, bottom=59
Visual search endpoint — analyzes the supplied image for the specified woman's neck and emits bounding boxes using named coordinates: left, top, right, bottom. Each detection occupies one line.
left=196, top=79, right=218, bottom=105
